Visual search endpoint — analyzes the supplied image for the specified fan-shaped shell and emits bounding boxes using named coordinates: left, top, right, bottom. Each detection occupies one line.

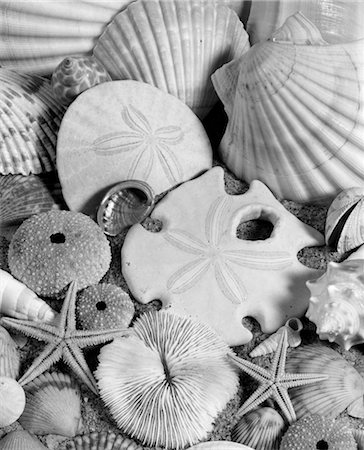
left=66, top=432, right=144, bottom=450
left=211, top=12, right=364, bottom=204
left=0, top=431, right=47, bottom=450
left=0, top=1, right=133, bottom=75
left=93, top=0, right=250, bottom=119
left=0, top=69, right=66, bottom=175
left=285, top=344, right=364, bottom=419
left=231, top=407, right=285, bottom=450
left=0, top=376, right=26, bottom=427
left=19, top=371, right=82, bottom=437
left=0, top=325, right=20, bottom=379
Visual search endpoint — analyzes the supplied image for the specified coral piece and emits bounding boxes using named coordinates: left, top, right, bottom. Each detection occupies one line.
left=66, top=431, right=144, bottom=450
left=211, top=13, right=364, bottom=204
left=0, top=376, right=25, bottom=427
left=93, top=0, right=249, bottom=119
left=231, top=407, right=285, bottom=450
left=0, top=69, right=66, bottom=175
left=0, top=269, right=58, bottom=322
left=250, top=318, right=303, bottom=357
left=0, top=325, right=20, bottom=378
left=19, top=371, right=82, bottom=437
left=285, top=344, right=364, bottom=419
left=229, top=328, right=328, bottom=424
left=122, top=167, right=324, bottom=346
left=95, top=310, right=239, bottom=449
left=279, top=414, right=357, bottom=450
left=57, top=80, right=212, bottom=216
left=51, top=55, right=111, bottom=106
left=8, top=210, right=111, bottom=297
left=76, top=283, right=134, bottom=330
left=306, top=260, right=364, bottom=350
left=1, top=281, right=131, bottom=395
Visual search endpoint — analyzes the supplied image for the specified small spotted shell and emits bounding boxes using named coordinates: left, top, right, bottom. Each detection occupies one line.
left=0, top=376, right=26, bottom=427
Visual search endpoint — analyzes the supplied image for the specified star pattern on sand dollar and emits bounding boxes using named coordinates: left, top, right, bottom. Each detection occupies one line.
left=229, top=328, right=328, bottom=423
left=0, top=281, right=130, bottom=394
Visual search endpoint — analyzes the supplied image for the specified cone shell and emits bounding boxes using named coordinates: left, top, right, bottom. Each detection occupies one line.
left=231, top=407, right=285, bottom=450
left=93, top=0, right=250, bottom=119
left=0, top=376, right=25, bottom=427
left=0, top=431, right=47, bottom=450
left=306, top=260, right=364, bottom=350
left=0, top=1, right=133, bottom=75
left=19, top=371, right=82, bottom=437
left=212, top=13, right=364, bottom=204
left=0, top=69, right=66, bottom=175
left=66, top=432, right=144, bottom=450
left=285, top=344, right=364, bottom=419
left=0, top=325, right=20, bottom=379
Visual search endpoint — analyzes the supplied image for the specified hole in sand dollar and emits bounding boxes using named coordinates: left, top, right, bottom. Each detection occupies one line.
left=96, top=301, right=107, bottom=311
left=236, top=219, right=274, bottom=241
left=50, top=232, right=66, bottom=244
left=316, top=440, right=329, bottom=450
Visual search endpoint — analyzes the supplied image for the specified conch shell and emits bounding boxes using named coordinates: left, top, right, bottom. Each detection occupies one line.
left=211, top=12, right=364, bottom=204
left=306, top=260, right=364, bottom=350
left=0, top=269, right=57, bottom=322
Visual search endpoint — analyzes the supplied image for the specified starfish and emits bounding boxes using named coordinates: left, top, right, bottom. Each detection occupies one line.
left=0, top=280, right=131, bottom=394
left=228, top=328, right=328, bottom=423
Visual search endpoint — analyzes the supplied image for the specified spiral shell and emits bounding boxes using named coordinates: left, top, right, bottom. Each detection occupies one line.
left=0, top=325, right=20, bottom=379
left=306, top=260, right=364, bottom=350
left=66, top=432, right=143, bottom=450
left=0, top=376, right=26, bottom=427
left=0, top=431, right=47, bottom=450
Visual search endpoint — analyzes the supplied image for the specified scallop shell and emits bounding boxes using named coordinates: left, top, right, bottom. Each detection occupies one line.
left=285, top=344, right=364, bottom=419
left=0, top=69, right=66, bottom=175
left=231, top=407, right=285, bottom=450
left=211, top=12, right=364, bottom=204
left=0, top=1, right=133, bottom=75
left=0, top=325, right=20, bottom=379
left=93, top=0, right=250, bottom=119
left=306, top=260, right=364, bottom=350
left=325, top=187, right=364, bottom=253
left=0, top=269, right=58, bottom=322
left=0, top=431, right=47, bottom=450
left=19, top=371, right=82, bottom=437
left=353, top=429, right=364, bottom=450
left=97, top=180, right=155, bottom=236
left=0, top=376, right=26, bottom=427
left=0, top=173, right=64, bottom=240
left=66, top=432, right=144, bottom=450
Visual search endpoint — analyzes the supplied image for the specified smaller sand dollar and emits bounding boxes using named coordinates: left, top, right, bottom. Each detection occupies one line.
left=0, top=376, right=26, bottom=426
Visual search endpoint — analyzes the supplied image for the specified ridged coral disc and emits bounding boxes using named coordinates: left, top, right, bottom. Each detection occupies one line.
left=66, top=431, right=144, bottom=450
left=95, top=310, right=239, bottom=449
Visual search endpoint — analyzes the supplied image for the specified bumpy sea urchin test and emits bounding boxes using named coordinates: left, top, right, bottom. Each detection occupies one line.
left=95, top=310, right=239, bottom=449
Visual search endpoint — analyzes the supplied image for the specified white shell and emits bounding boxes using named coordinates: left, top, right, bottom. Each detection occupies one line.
left=0, top=1, right=133, bottom=75
left=0, top=269, right=58, bottom=322
left=93, top=0, right=250, bottom=119
left=211, top=13, right=364, bottom=204
left=0, top=376, right=26, bottom=427
left=66, top=432, right=143, bottom=450
left=0, top=69, right=66, bottom=175
left=0, top=431, right=47, bottom=450
left=306, top=260, right=364, bottom=350
left=0, top=325, right=20, bottom=379
left=19, top=371, right=82, bottom=437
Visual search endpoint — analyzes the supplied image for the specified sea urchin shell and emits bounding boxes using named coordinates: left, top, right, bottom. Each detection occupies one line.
left=95, top=310, right=239, bottom=449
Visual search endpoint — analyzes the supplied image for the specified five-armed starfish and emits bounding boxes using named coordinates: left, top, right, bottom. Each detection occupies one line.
left=228, top=328, right=328, bottom=423
left=0, top=280, right=131, bottom=394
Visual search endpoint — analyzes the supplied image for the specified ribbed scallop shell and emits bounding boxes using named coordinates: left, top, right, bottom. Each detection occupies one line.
left=19, top=371, right=82, bottom=437
left=0, top=376, right=26, bottom=427
left=0, top=325, right=20, bottom=379
left=66, top=432, right=144, bottom=450
left=0, top=431, right=47, bottom=450
left=231, top=407, right=285, bottom=450
left=0, top=69, right=66, bottom=175
left=0, top=1, right=133, bottom=75
left=93, top=0, right=250, bottom=119
left=211, top=13, right=364, bottom=204
left=285, top=344, right=364, bottom=419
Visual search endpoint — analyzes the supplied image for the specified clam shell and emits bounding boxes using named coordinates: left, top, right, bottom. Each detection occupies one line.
left=0, top=1, right=133, bottom=75
left=19, top=371, right=82, bottom=437
left=93, top=0, right=250, bottom=119
left=0, top=376, right=26, bottom=427
left=0, top=431, right=47, bottom=450
left=231, top=407, right=285, bottom=450
left=0, top=69, right=66, bottom=175
left=97, top=180, right=155, bottom=236
left=0, top=325, right=20, bottom=379
left=285, top=344, right=364, bottom=419
left=211, top=13, right=364, bottom=204
left=66, top=432, right=144, bottom=450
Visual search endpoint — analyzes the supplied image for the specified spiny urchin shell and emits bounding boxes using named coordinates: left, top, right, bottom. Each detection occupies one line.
left=76, top=283, right=134, bottom=330
left=279, top=414, right=357, bottom=450
left=95, top=310, right=239, bottom=449
left=8, top=210, right=111, bottom=297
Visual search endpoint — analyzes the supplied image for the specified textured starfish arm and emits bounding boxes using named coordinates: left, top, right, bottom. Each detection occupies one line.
left=72, top=328, right=131, bottom=348
left=282, top=372, right=329, bottom=388
left=272, top=385, right=296, bottom=423
left=228, top=353, right=271, bottom=381
left=237, top=384, right=273, bottom=418
left=1, top=317, right=59, bottom=342
left=18, top=343, right=64, bottom=387
left=63, top=343, right=99, bottom=394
